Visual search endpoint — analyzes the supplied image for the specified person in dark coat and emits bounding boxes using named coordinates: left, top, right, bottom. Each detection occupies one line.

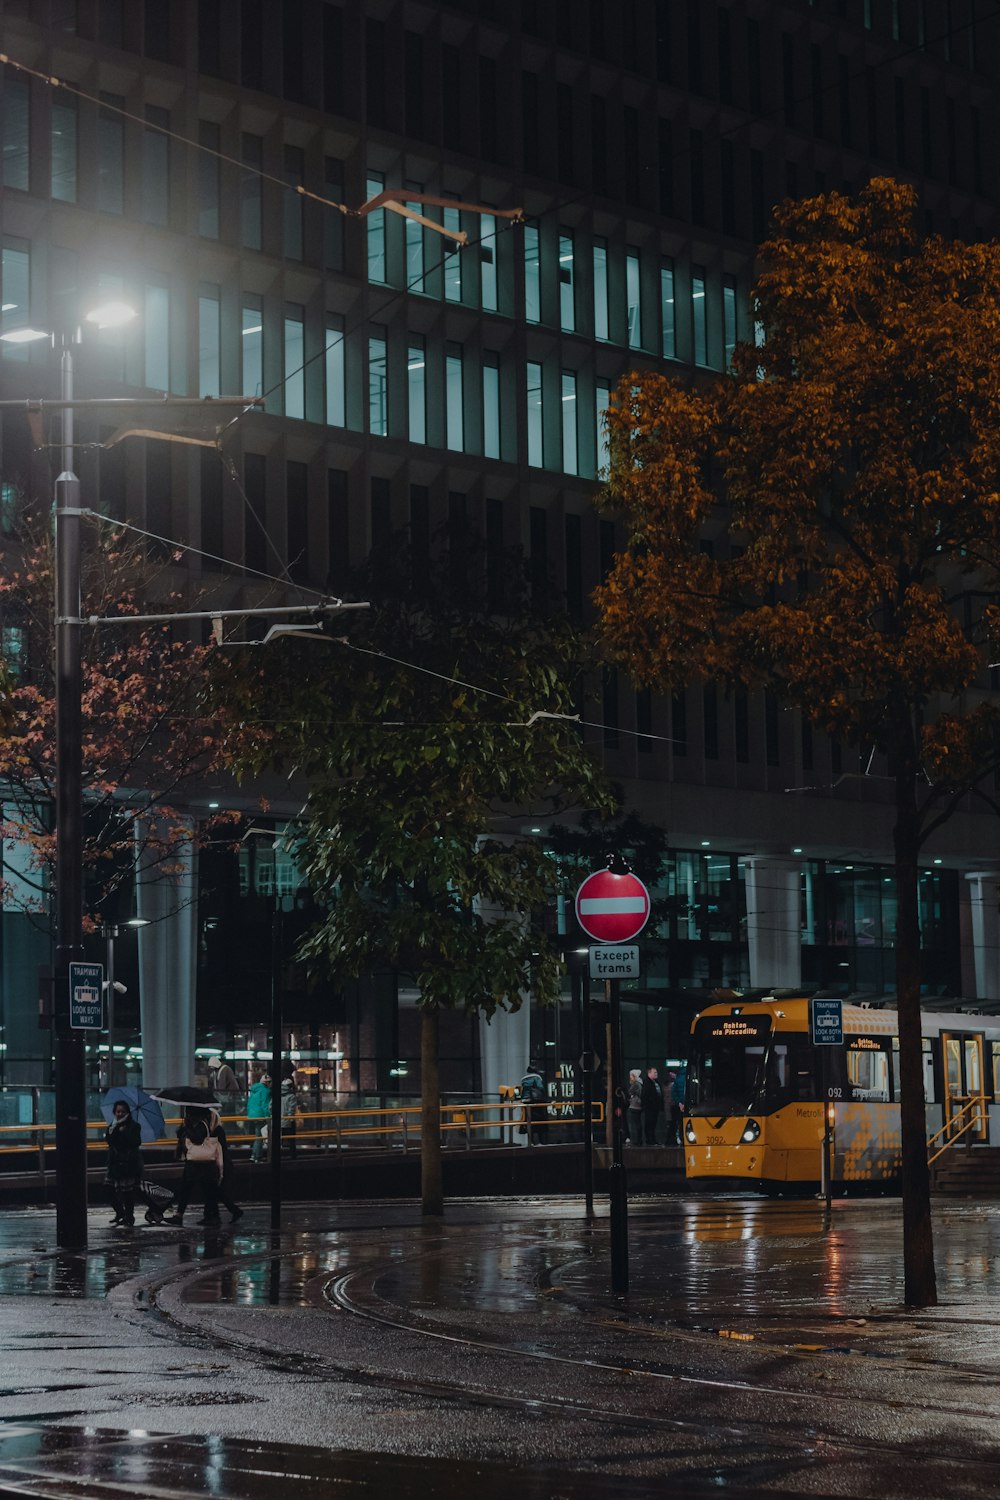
left=105, top=1100, right=143, bottom=1226
left=640, top=1066, right=664, bottom=1146
left=163, top=1108, right=222, bottom=1225
left=209, top=1109, right=243, bottom=1222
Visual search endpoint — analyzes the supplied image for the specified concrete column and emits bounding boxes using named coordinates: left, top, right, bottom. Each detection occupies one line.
left=744, top=856, right=802, bottom=990
left=966, top=873, right=1000, bottom=1005
left=134, top=814, right=198, bottom=1090
left=476, top=835, right=531, bottom=1137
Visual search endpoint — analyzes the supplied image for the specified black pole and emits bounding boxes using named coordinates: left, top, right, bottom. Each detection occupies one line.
left=269, top=900, right=282, bottom=1230
left=607, top=975, right=628, bottom=1293
left=54, top=340, right=88, bottom=1249
left=571, top=963, right=595, bottom=1218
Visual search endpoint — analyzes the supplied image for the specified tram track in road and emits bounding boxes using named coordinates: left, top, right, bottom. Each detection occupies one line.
left=128, top=1226, right=1000, bottom=1497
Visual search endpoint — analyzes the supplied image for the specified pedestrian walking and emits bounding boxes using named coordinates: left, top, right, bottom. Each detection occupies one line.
left=208, top=1055, right=242, bottom=1111
left=640, top=1065, right=664, bottom=1146
left=104, top=1100, right=143, bottom=1226
left=280, top=1075, right=299, bottom=1157
left=209, top=1109, right=244, bottom=1222
left=163, top=1108, right=223, bottom=1225
left=627, top=1069, right=643, bottom=1146
left=247, top=1071, right=272, bottom=1162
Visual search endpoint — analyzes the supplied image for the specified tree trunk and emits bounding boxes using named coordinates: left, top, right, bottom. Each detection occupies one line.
left=894, top=765, right=937, bottom=1308
left=420, top=1005, right=443, bottom=1216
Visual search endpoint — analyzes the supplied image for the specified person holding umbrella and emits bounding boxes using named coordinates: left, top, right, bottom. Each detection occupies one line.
left=104, top=1100, right=143, bottom=1226
left=163, top=1107, right=222, bottom=1226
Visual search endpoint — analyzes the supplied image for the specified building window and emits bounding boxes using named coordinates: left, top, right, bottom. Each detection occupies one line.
left=1, top=69, right=29, bottom=191
left=524, top=222, right=540, bottom=323
left=143, top=106, right=169, bottom=227
left=242, top=297, right=262, bottom=399
left=51, top=98, right=77, bottom=202
left=198, top=288, right=220, bottom=398
left=408, top=338, right=426, bottom=444
left=446, top=343, right=464, bottom=452
left=284, top=307, right=304, bottom=419
left=241, top=133, right=263, bottom=250
left=481, top=214, right=498, bottom=312
left=692, top=266, right=708, bottom=367
left=595, top=379, right=610, bottom=474
left=483, top=353, right=500, bottom=460
left=144, top=284, right=170, bottom=392
left=405, top=188, right=424, bottom=293
left=765, top=690, right=780, bottom=766
left=704, top=684, right=719, bottom=759
left=284, top=144, right=304, bottom=261
left=286, top=461, right=308, bottom=583
left=1, top=625, right=26, bottom=682
left=367, top=172, right=386, bottom=284
left=637, top=688, right=652, bottom=752
left=2, top=238, right=33, bottom=350
left=97, top=93, right=124, bottom=214
left=526, top=361, right=543, bottom=467
left=325, top=317, right=345, bottom=428
left=561, top=370, right=578, bottom=476
left=559, top=231, right=575, bottom=332
left=594, top=238, right=609, bottom=340
left=444, top=205, right=462, bottom=302
left=369, top=328, right=387, bottom=436
left=671, top=690, right=687, bottom=756
left=734, top=688, right=750, bottom=763
left=626, top=250, right=641, bottom=349
left=724, top=275, right=737, bottom=369
left=198, top=120, right=220, bottom=238
left=661, top=260, right=676, bottom=359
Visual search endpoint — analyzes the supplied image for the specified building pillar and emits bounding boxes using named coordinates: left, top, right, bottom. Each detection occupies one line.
left=744, top=856, right=802, bottom=990
left=965, top=873, right=1000, bottom=1005
left=134, top=815, right=198, bottom=1089
left=476, top=834, right=531, bottom=1136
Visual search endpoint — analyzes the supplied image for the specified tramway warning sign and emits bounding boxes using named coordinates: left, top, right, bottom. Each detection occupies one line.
left=69, top=961, right=104, bottom=1031
left=810, top=998, right=843, bottom=1047
left=575, top=868, right=651, bottom=944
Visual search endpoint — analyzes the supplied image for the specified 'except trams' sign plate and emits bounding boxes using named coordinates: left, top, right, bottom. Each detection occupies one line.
left=589, top=945, right=641, bottom=980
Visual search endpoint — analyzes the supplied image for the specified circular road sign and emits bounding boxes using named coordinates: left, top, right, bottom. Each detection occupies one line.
left=574, top=868, right=651, bottom=944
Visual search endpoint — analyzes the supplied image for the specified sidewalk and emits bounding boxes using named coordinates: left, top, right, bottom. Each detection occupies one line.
left=2, top=1195, right=1000, bottom=1498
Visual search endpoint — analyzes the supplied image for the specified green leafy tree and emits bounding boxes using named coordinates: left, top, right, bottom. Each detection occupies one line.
left=215, top=544, right=614, bottom=1213
left=596, top=179, right=1000, bottom=1307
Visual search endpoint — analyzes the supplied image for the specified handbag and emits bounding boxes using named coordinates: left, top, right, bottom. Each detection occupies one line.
left=185, top=1133, right=223, bottom=1175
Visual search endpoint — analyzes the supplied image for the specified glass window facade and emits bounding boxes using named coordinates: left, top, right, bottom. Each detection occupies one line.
left=594, top=239, right=609, bottom=340
left=369, top=329, right=388, bottom=435
left=408, top=338, right=426, bottom=443
left=626, top=250, right=641, bottom=348
left=483, top=353, right=500, bottom=459
left=367, top=172, right=386, bottom=283
left=325, top=317, right=345, bottom=427
left=724, top=275, right=737, bottom=369
left=144, top=284, right=170, bottom=392
left=144, top=106, right=170, bottom=226
left=692, top=266, right=708, bottom=367
left=405, top=193, right=424, bottom=293
left=595, top=379, right=610, bottom=474
left=284, top=308, right=305, bottom=419
left=242, top=299, right=263, bottom=399
left=1, top=71, right=29, bottom=191
left=241, top=133, right=263, bottom=250
left=446, top=343, right=463, bottom=451
left=526, top=361, right=543, bottom=467
left=661, top=260, right=676, bottom=358
left=524, top=223, right=540, bottom=323
left=444, top=206, right=462, bottom=302
left=198, top=288, right=220, bottom=397
left=559, top=231, right=575, bottom=332
left=480, top=213, right=498, bottom=312
left=198, top=120, right=220, bottom=238
left=51, top=99, right=77, bottom=202
left=561, top=370, right=577, bottom=475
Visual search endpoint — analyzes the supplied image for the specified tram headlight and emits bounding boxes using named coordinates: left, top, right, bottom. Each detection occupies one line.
left=684, top=1119, right=696, bottom=1144
left=740, top=1118, right=761, bottom=1143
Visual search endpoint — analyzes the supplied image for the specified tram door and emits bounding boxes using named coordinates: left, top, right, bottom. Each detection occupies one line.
left=941, top=1032, right=988, bottom=1142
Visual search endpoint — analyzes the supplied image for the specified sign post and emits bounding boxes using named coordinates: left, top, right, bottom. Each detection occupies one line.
left=810, top=998, right=843, bottom=1211
left=575, top=864, right=651, bottom=1296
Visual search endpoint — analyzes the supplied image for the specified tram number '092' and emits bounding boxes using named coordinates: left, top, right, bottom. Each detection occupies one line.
left=827, top=1087, right=843, bottom=1099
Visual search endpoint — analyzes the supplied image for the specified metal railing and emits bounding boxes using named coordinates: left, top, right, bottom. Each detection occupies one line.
left=0, top=1097, right=604, bottom=1167
left=927, top=1095, right=988, bottom=1165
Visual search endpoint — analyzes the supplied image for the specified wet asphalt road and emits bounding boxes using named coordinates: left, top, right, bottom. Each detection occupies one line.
left=2, top=1195, right=1000, bottom=1497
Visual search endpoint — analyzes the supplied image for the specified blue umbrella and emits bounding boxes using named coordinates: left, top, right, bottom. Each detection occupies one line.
left=101, top=1086, right=167, bottom=1143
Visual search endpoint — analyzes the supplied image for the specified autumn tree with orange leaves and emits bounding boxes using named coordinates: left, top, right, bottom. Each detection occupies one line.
left=0, top=501, right=230, bottom=935
left=597, top=179, right=1000, bottom=1309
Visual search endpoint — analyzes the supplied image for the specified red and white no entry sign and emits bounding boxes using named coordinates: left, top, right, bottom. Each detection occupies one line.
left=574, top=868, right=651, bottom=944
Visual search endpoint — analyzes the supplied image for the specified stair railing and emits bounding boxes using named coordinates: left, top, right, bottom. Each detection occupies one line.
left=927, top=1095, right=988, bottom=1166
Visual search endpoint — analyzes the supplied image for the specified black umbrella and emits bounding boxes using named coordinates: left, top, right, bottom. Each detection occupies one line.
left=153, top=1085, right=221, bottom=1109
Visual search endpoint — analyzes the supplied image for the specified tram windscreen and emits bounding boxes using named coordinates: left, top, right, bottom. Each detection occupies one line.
left=688, top=1014, right=771, bottom=1116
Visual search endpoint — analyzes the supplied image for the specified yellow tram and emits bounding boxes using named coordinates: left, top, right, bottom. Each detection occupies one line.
left=683, top=994, right=1000, bottom=1191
